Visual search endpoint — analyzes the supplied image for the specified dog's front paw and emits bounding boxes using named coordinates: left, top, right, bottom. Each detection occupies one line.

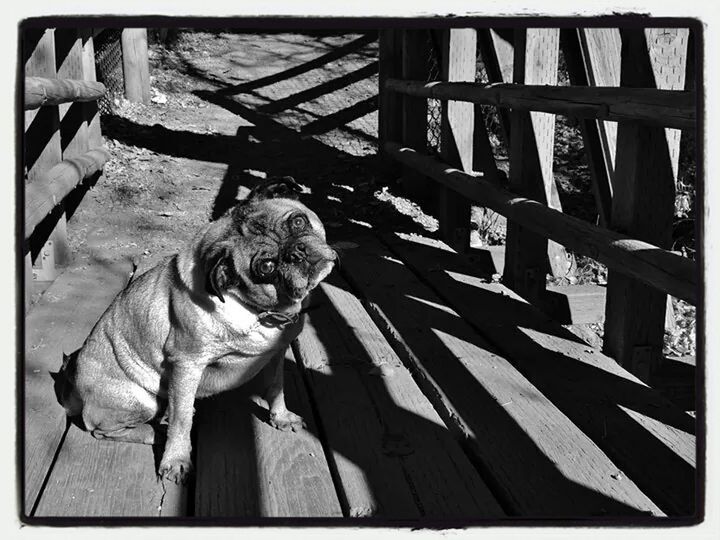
left=158, top=454, right=194, bottom=484
left=269, top=410, right=306, bottom=432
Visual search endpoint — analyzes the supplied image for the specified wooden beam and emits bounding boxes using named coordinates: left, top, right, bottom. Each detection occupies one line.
left=384, top=142, right=697, bottom=305
left=476, top=28, right=513, bottom=146
left=121, top=28, right=151, bottom=103
left=603, top=28, right=690, bottom=380
left=385, top=79, right=695, bottom=132
left=25, top=148, right=111, bottom=239
left=378, top=30, right=403, bottom=175
left=504, top=28, right=571, bottom=303
left=24, top=77, right=106, bottom=110
left=438, top=28, right=476, bottom=252
left=399, top=30, right=433, bottom=205
left=80, top=30, right=103, bottom=149
left=560, top=29, right=615, bottom=227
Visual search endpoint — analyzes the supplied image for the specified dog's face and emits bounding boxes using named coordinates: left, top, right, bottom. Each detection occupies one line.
left=202, top=177, right=336, bottom=313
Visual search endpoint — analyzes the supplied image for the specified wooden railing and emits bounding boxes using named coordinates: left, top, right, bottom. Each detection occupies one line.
left=378, top=27, right=697, bottom=383
left=23, top=29, right=110, bottom=309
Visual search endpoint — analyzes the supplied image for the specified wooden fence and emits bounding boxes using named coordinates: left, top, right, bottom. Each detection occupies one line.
left=23, top=29, right=110, bottom=310
left=378, top=27, right=697, bottom=383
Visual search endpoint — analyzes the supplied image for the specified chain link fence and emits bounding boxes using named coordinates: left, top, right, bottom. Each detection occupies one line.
left=93, top=29, right=124, bottom=114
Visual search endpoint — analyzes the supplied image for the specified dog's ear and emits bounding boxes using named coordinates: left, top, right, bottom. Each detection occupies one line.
left=204, top=249, right=232, bottom=303
left=246, top=176, right=302, bottom=201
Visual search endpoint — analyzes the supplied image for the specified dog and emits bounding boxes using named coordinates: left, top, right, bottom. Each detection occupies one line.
left=55, top=176, right=336, bottom=484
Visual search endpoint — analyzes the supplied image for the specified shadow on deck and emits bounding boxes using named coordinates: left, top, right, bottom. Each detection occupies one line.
left=23, top=31, right=697, bottom=525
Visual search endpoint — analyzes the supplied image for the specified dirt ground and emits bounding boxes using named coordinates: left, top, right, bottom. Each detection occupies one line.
left=52, top=29, right=694, bottom=357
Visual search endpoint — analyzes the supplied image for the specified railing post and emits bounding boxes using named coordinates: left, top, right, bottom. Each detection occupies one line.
left=121, top=28, right=151, bottom=104
left=438, top=28, right=476, bottom=253
left=503, top=28, right=573, bottom=304
left=399, top=30, right=432, bottom=206
left=81, top=29, right=103, bottom=149
left=603, top=28, right=689, bottom=381
left=24, top=28, right=64, bottom=283
left=378, top=29, right=403, bottom=177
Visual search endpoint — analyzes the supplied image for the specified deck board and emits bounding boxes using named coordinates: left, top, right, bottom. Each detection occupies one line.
left=193, top=350, right=343, bottom=518
left=24, top=256, right=134, bottom=516
left=335, top=229, right=665, bottom=517
left=381, top=231, right=696, bottom=517
left=293, top=272, right=504, bottom=519
left=34, top=424, right=186, bottom=517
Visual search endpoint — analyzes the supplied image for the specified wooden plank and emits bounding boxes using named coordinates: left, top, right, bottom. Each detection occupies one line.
left=24, top=29, right=67, bottom=271
left=194, top=349, right=342, bottom=517
left=399, top=30, right=432, bottom=205
left=543, top=284, right=607, bottom=325
left=384, top=79, right=695, bottom=131
left=381, top=231, right=696, bottom=516
left=385, top=143, right=697, bottom=305
left=335, top=228, right=666, bottom=516
left=34, top=424, right=186, bottom=517
left=24, top=77, right=106, bottom=110
left=476, top=28, right=512, bottom=146
left=560, top=29, right=615, bottom=227
left=25, top=148, right=111, bottom=239
left=80, top=30, right=103, bottom=149
left=504, top=28, right=571, bottom=303
left=24, top=256, right=133, bottom=515
left=294, top=272, right=504, bottom=519
left=603, top=28, right=689, bottom=380
left=438, top=28, right=475, bottom=252
left=121, top=28, right=151, bottom=104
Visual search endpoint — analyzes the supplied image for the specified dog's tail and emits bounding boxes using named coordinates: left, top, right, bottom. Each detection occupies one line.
left=51, top=349, right=82, bottom=417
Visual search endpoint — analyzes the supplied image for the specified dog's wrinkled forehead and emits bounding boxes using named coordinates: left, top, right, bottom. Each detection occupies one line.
left=231, top=197, right=325, bottom=240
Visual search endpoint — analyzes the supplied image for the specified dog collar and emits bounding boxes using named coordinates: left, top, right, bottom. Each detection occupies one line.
left=256, top=311, right=300, bottom=328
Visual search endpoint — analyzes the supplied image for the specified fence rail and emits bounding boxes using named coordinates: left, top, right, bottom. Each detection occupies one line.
left=385, top=142, right=697, bottom=305
left=379, top=27, right=696, bottom=382
left=385, top=79, right=695, bottom=130
left=24, top=77, right=106, bottom=110
left=25, top=148, right=111, bottom=239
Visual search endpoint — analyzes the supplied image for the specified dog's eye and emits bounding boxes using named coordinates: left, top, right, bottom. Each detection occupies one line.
left=290, top=215, right=307, bottom=230
left=258, top=260, right=276, bottom=275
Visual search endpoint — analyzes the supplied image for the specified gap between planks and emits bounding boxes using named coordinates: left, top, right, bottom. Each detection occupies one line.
left=292, top=271, right=504, bottom=520
left=333, top=227, right=665, bottom=518
left=378, top=230, right=695, bottom=517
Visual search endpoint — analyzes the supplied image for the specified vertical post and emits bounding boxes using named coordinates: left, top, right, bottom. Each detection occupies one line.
left=603, top=28, right=689, bottom=380
left=121, top=28, right=151, bottom=104
left=503, top=28, right=572, bottom=303
left=560, top=28, right=619, bottom=227
left=399, top=30, right=432, bottom=206
left=476, top=28, right=513, bottom=147
left=24, top=28, right=64, bottom=281
left=378, top=29, right=403, bottom=176
left=438, top=28, right=476, bottom=253
left=81, top=29, right=103, bottom=149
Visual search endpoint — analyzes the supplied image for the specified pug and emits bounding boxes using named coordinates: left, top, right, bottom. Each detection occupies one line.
left=56, top=176, right=336, bottom=484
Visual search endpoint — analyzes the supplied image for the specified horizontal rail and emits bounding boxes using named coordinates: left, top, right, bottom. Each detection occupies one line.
left=25, top=148, right=111, bottom=239
left=25, top=77, right=106, bottom=110
left=385, top=79, right=695, bottom=130
left=385, top=142, right=697, bottom=305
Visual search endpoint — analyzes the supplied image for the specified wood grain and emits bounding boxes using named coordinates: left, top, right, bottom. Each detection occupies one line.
left=34, top=424, right=186, bottom=517
left=294, top=272, right=503, bottom=519
left=24, top=257, right=133, bottom=515
left=194, top=350, right=342, bottom=517
left=437, top=29, right=476, bottom=252
left=382, top=231, right=696, bottom=516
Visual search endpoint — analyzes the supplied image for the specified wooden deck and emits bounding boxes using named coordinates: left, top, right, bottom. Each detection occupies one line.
left=24, top=222, right=696, bottom=522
